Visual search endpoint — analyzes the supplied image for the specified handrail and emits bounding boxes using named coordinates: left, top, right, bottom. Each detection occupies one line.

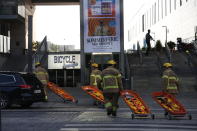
left=137, top=42, right=143, bottom=64
left=155, top=53, right=163, bottom=76
left=124, top=53, right=132, bottom=90
left=165, top=43, right=172, bottom=63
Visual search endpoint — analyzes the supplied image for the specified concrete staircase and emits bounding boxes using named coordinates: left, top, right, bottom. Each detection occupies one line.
left=127, top=51, right=197, bottom=108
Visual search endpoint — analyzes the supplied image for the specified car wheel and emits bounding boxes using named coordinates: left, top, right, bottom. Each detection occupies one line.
left=20, top=102, right=33, bottom=108
left=0, top=93, right=11, bottom=109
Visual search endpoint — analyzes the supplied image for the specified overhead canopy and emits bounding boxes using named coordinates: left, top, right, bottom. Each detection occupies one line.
left=32, top=0, right=79, bottom=5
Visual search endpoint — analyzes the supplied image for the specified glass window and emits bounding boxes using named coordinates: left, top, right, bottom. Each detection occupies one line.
left=158, top=0, right=160, bottom=21
left=165, top=0, right=167, bottom=16
left=0, top=35, right=3, bottom=53
left=146, top=11, right=148, bottom=29
left=161, top=0, right=163, bottom=18
left=142, top=14, right=145, bottom=32
left=154, top=3, right=156, bottom=24
left=152, top=5, right=154, bottom=24
left=150, top=8, right=152, bottom=26
left=174, top=0, right=177, bottom=10
left=7, top=37, right=10, bottom=53
left=0, top=74, right=16, bottom=85
left=170, top=0, right=171, bottom=13
left=0, top=24, right=11, bottom=53
left=3, top=36, right=7, bottom=53
left=22, top=74, right=42, bottom=87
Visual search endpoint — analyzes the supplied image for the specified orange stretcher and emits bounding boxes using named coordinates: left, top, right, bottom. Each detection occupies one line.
left=81, top=85, right=105, bottom=103
left=121, top=90, right=154, bottom=119
left=47, top=82, right=78, bottom=103
left=152, top=91, right=192, bottom=120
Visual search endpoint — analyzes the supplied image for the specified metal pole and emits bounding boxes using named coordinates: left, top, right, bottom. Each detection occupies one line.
left=64, top=70, right=67, bottom=87
left=166, top=27, right=167, bottom=44
left=28, top=15, right=33, bottom=73
left=130, top=69, right=134, bottom=90
left=120, top=0, right=125, bottom=77
left=0, top=92, right=1, bottom=131
left=80, top=0, right=85, bottom=85
left=55, top=70, right=58, bottom=84
left=131, top=76, right=134, bottom=90
left=162, top=26, right=167, bottom=44
left=73, top=69, right=75, bottom=87
left=152, top=32, right=156, bottom=47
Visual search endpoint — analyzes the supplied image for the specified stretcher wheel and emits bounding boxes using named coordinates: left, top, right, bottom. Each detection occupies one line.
left=151, top=114, right=155, bottom=119
left=188, top=114, right=192, bottom=120
left=75, top=99, right=78, bottom=104
left=131, top=114, right=134, bottom=119
left=164, top=112, right=168, bottom=116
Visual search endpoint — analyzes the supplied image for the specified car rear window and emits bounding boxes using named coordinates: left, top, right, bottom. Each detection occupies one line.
left=22, top=74, right=42, bottom=86
left=0, top=73, right=24, bottom=86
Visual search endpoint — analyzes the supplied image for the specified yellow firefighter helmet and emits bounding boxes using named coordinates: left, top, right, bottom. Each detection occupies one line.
left=163, top=62, right=172, bottom=68
left=91, top=63, right=98, bottom=67
left=35, top=62, right=41, bottom=66
left=107, top=60, right=116, bottom=65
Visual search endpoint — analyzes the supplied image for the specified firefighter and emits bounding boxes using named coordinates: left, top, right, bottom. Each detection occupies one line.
left=34, top=62, right=49, bottom=101
left=90, top=63, right=102, bottom=90
left=102, top=60, right=123, bottom=117
left=90, top=63, right=103, bottom=106
left=162, top=62, right=180, bottom=96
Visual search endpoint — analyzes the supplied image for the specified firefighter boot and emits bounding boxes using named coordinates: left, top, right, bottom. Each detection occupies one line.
left=112, top=106, right=117, bottom=117
left=107, top=108, right=112, bottom=116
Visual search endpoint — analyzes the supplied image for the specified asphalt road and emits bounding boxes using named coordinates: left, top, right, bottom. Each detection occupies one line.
left=1, top=105, right=197, bottom=131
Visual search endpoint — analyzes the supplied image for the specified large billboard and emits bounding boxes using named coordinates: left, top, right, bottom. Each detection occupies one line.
left=83, top=0, right=120, bottom=53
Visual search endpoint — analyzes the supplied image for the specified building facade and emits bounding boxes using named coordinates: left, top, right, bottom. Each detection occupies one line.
left=0, top=0, right=35, bottom=70
left=128, top=0, right=197, bottom=49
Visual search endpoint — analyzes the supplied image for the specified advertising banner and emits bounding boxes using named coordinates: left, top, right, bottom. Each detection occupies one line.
left=84, top=0, right=120, bottom=53
left=48, top=54, right=81, bottom=69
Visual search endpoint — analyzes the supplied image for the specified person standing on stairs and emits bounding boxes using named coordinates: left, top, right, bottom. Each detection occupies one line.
left=145, top=29, right=154, bottom=56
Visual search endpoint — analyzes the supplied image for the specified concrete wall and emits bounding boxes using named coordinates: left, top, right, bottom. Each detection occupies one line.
left=0, top=0, right=35, bottom=70
left=0, top=55, right=7, bottom=69
left=10, top=22, right=25, bottom=55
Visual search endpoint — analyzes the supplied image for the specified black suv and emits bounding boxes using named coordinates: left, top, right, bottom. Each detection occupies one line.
left=0, top=72, right=46, bottom=109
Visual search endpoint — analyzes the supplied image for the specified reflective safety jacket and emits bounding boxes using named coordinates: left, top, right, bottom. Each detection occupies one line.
left=162, top=68, right=179, bottom=94
left=34, top=66, right=49, bottom=86
left=90, top=69, right=102, bottom=90
left=101, top=66, right=123, bottom=93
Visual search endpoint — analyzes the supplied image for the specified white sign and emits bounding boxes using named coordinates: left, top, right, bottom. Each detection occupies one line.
left=83, top=0, right=121, bottom=53
left=48, top=54, right=81, bottom=69
left=18, top=5, right=25, bottom=18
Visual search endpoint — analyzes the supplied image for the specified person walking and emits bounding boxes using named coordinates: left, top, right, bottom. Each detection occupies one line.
left=162, top=62, right=180, bottom=96
left=90, top=63, right=102, bottom=90
left=145, top=29, right=154, bottom=56
left=102, top=60, right=123, bottom=117
left=34, top=62, right=49, bottom=101
left=90, top=63, right=103, bottom=106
